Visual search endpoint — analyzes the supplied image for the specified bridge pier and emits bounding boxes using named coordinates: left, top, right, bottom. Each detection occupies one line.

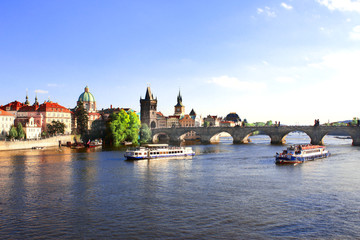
left=352, top=136, right=360, bottom=146
left=269, top=135, right=285, bottom=145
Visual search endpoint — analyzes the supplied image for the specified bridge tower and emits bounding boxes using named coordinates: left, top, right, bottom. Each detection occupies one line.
left=140, top=86, right=158, bottom=129
left=174, top=90, right=185, bottom=116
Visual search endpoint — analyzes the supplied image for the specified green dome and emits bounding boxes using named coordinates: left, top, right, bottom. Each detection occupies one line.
left=78, top=86, right=96, bottom=102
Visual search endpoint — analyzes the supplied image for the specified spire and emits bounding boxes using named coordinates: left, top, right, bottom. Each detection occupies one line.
left=85, top=86, right=89, bottom=93
left=145, top=86, right=153, bottom=100
left=25, top=89, right=30, bottom=105
left=34, top=93, right=39, bottom=105
left=177, top=89, right=182, bottom=104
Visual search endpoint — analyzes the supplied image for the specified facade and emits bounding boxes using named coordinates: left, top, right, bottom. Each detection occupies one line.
left=24, top=117, right=42, bottom=139
left=204, top=115, right=221, bottom=127
left=220, top=120, right=235, bottom=127
left=38, top=101, right=72, bottom=134
left=156, top=112, right=167, bottom=128
left=140, top=86, right=158, bottom=129
left=167, top=115, right=180, bottom=128
left=0, top=109, right=15, bottom=139
left=179, top=114, right=195, bottom=127
left=77, top=86, right=101, bottom=129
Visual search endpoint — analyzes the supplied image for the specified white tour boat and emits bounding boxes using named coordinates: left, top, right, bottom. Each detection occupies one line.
left=275, top=144, right=330, bottom=164
left=124, top=144, right=195, bottom=160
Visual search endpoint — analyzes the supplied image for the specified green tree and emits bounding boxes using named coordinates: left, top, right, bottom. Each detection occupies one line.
left=75, top=100, right=89, bottom=140
left=140, top=123, right=152, bottom=144
left=351, top=117, right=358, bottom=126
left=47, top=121, right=66, bottom=135
left=265, top=120, right=273, bottom=126
left=17, top=123, right=25, bottom=139
left=109, top=109, right=130, bottom=147
left=89, top=118, right=106, bottom=140
left=203, top=121, right=210, bottom=127
left=126, top=111, right=141, bottom=144
left=9, top=126, right=18, bottom=140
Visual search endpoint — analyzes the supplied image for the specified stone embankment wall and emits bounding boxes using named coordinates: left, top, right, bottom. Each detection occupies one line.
left=0, top=135, right=75, bottom=151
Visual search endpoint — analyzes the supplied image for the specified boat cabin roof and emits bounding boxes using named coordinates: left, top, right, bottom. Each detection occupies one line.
left=142, top=144, right=169, bottom=149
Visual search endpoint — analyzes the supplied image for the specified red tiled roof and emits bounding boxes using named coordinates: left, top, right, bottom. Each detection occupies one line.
left=0, top=109, right=15, bottom=117
left=37, top=101, right=71, bottom=113
left=18, top=104, right=39, bottom=112
left=0, top=101, right=25, bottom=111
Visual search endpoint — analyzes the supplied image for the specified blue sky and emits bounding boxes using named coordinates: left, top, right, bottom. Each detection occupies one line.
left=1, top=0, right=360, bottom=124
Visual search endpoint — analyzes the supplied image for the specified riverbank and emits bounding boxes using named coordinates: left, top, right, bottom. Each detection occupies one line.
left=0, top=135, right=75, bottom=151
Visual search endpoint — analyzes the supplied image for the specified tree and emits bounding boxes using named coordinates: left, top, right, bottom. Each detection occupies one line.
left=47, top=121, right=66, bottom=135
left=203, top=121, right=210, bottom=127
left=9, top=126, right=18, bottom=140
left=265, top=120, right=273, bottom=126
left=126, top=111, right=141, bottom=144
left=17, top=123, right=25, bottom=140
left=109, top=109, right=130, bottom=147
left=75, top=100, right=89, bottom=140
left=140, top=123, right=152, bottom=144
left=89, top=118, right=106, bottom=140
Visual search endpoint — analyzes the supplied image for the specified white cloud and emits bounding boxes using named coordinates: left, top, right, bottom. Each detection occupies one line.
left=209, top=75, right=266, bottom=91
left=350, top=25, right=360, bottom=40
left=317, top=0, right=360, bottom=13
left=257, top=6, right=277, bottom=17
left=275, top=77, right=296, bottom=83
left=35, top=89, right=49, bottom=94
left=281, top=3, right=293, bottom=10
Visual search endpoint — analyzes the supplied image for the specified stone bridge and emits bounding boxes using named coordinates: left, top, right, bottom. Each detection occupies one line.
left=152, top=126, right=360, bottom=146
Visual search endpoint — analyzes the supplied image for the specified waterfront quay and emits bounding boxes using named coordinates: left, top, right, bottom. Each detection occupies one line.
left=152, top=125, right=360, bottom=145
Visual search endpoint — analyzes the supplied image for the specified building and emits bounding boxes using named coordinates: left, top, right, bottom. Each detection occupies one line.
left=220, top=120, right=235, bottom=127
left=189, top=109, right=202, bottom=127
left=77, top=86, right=101, bottom=129
left=0, top=109, right=15, bottom=139
left=24, top=117, right=42, bottom=139
left=174, top=90, right=185, bottom=116
left=0, top=100, right=26, bottom=117
left=167, top=115, right=180, bottom=128
left=140, top=86, right=158, bottom=129
left=156, top=112, right=167, bottom=128
left=224, top=112, right=241, bottom=125
left=204, top=115, right=221, bottom=127
left=37, top=101, right=72, bottom=134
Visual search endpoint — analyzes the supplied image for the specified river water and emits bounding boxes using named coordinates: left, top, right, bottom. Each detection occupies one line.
left=0, top=133, right=359, bottom=239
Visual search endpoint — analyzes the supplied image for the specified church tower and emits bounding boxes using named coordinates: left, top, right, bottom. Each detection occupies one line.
left=140, top=86, right=158, bottom=129
left=174, top=90, right=185, bottom=116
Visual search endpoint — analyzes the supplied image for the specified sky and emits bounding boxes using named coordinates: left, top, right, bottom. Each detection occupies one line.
left=1, top=0, right=360, bottom=125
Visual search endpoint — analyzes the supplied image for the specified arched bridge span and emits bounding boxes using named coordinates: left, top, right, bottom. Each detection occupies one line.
left=152, top=126, right=360, bottom=146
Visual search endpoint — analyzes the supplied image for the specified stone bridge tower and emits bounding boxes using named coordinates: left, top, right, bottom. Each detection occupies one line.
left=140, top=86, right=158, bottom=129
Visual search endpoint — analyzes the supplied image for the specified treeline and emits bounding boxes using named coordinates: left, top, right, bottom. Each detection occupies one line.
left=79, top=108, right=151, bottom=146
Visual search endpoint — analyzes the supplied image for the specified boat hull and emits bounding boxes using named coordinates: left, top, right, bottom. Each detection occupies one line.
left=125, top=152, right=195, bottom=161
left=275, top=152, right=331, bottom=164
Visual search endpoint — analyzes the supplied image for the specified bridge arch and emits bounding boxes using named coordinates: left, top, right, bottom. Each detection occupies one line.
left=152, top=132, right=170, bottom=143
left=208, top=131, right=234, bottom=144
left=178, top=129, right=201, bottom=142
left=280, top=130, right=312, bottom=145
left=321, top=128, right=354, bottom=145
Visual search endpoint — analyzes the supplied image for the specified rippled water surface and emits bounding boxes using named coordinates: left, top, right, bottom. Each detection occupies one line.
left=1, top=134, right=360, bottom=239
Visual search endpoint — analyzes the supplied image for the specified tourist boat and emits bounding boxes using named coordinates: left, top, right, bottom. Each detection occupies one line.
left=275, top=144, right=330, bottom=164
left=124, top=144, right=195, bottom=160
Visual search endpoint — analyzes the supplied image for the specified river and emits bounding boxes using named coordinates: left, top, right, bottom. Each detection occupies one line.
left=0, top=133, right=359, bottom=239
